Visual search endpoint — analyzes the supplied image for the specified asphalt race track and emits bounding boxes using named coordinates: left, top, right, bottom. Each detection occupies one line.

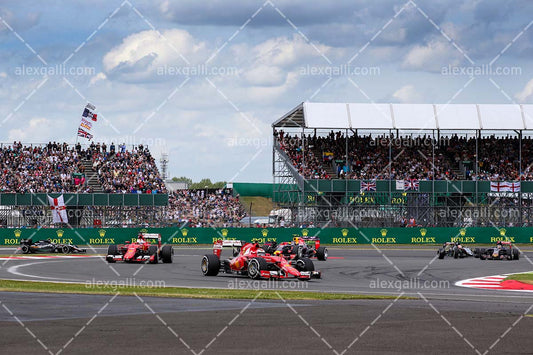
left=1, top=247, right=532, bottom=354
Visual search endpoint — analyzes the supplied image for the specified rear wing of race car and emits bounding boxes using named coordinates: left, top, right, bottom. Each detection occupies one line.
left=293, top=235, right=320, bottom=248
left=213, top=240, right=245, bottom=258
left=139, top=233, right=162, bottom=248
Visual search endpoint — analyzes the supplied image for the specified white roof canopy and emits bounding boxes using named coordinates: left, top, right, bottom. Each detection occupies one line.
left=273, top=102, right=533, bottom=130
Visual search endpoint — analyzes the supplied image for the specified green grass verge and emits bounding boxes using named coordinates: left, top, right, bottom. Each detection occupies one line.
left=239, top=196, right=276, bottom=217
left=0, top=279, right=408, bottom=300
left=504, top=272, right=533, bottom=285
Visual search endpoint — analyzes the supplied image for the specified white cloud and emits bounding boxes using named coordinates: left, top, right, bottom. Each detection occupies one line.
left=89, top=72, right=107, bottom=86
left=516, top=78, right=533, bottom=102
left=402, top=39, right=463, bottom=72
left=392, top=85, right=422, bottom=103
left=102, top=29, right=206, bottom=81
left=8, top=117, right=51, bottom=141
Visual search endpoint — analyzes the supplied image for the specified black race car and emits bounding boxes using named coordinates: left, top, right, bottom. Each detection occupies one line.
left=263, top=236, right=328, bottom=261
left=19, top=238, right=87, bottom=254
left=475, top=241, right=519, bottom=260
left=437, top=242, right=473, bottom=259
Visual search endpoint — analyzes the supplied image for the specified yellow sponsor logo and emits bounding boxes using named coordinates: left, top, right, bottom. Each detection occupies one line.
left=411, top=237, right=436, bottom=243
left=490, top=237, right=515, bottom=243
left=89, top=238, right=115, bottom=244
left=451, top=237, right=476, bottom=243
left=332, top=237, right=357, bottom=244
left=171, top=237, right=198, bottom=244
left=372, top=237, right=396, bottom=244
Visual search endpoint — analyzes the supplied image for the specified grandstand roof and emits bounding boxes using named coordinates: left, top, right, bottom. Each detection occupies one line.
left=273, top=102, right=533, bottom=130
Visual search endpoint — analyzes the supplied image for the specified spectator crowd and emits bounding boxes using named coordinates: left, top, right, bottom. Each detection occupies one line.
left=0, top=142, right=91, bottom=193
left=0, top=141, right=166, bottom=194
left=276, top=130, right=533, bottom=181
left=167, top=188, right=247, bottom=227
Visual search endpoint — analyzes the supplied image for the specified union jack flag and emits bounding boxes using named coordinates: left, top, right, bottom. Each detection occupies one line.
left=360, top=181, right=376, bottom=192
left=404, top=179, right=419, bottom=191
left=77, top=128, right=93, bottom=140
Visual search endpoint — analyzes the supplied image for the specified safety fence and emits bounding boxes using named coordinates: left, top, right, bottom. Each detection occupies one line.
left=1, top=227, right=532, bottom=246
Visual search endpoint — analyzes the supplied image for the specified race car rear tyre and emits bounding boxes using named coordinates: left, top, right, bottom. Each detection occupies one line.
left=149, top=245, right=158, bottom=264
left=480, top=254, right=486, bottom=260
left=316, top=247, right=328, bottom=261
left=248, top=258, right=268, bottom=280
left=61, top=245, right=71, bottom=254
left=513, top=249, right=519, bottom=260
left=438, top=249, right=445, bottom=259
left=21, top=244, right=30, bottom=254
left=202, top=254, right=220, bottom=276
left=474, top=248, right=480, bottom=258
left=453, top=248, right=459, bottom=259
left=296, top=257, right=315, bottom=272
left=161, top=245, right=173, bottom=263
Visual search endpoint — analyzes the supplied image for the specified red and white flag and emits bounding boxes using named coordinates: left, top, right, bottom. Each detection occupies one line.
left=490, top=181, right=520, bottom=192
left=48, top=195, right=68, bottom=224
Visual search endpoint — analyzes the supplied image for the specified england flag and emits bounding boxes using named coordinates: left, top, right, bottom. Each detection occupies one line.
left=48, top=195, right=68, bottom=224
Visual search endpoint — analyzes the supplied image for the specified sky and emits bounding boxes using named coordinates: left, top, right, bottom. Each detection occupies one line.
left=0, top=0, right=532, bottom=183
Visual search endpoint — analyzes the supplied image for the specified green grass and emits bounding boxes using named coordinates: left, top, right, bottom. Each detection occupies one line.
left=0, top=279, right=409, bottom=300
left=239, top=196, right=276, bottom=217
left=504, top=272, right=533, bottom=285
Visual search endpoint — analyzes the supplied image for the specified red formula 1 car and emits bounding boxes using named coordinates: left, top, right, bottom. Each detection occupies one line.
left=201, top=240, right=321, bottom=280
left=106, top=233, right=173, bottom=264
left=263, top=236, right=328, bottom=261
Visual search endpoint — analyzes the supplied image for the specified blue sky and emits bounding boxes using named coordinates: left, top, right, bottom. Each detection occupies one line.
left=0, top=0, right=532, bottom=182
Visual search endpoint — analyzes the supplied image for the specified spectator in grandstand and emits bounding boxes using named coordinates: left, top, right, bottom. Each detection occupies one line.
left=167, top=188, right=247, bottom=227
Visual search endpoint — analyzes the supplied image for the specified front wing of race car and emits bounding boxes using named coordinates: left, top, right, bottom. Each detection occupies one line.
left=258, top=269, right=322, bottom=279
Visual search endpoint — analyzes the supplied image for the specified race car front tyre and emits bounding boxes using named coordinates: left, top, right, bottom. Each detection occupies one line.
left=61, top=245, right=71, bottom=254
left=107, top=245, right=118, bottom=263
left=438, top=249, right=445, bottom=259
left=316, top=246, right=328, bottom=261
left=480, top=254, right=486, bottom=260
left=21, top=244, right=30, bottom=254
left=202, top=254, right=220, bottom=276
left=248, top=258, right=268, bottom=279
left=149, top=245, right=158, bottom=264
left=453, top=248, right=459, bottom=259
left=513, top=248, right=519, bottom=260
left=296, top=257, right=315, bottom=272
left=161, top=245, right=173, bottom=263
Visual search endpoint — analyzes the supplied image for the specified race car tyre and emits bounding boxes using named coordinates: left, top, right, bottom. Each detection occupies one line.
left=21, top=244, right=30, bottom=254
left=149, top=245, right=158, bottom=264
left=201, top=254, right=220, bottom=276
left=438, top=249, right=445, bottom=259
left=474, top=248, right=480, bottom=258
left=296, top=246, right=304, bottom=260
left=480, top=254, right=486, bottom=260
left=161, top=245, right=173, bottom=263
left=316, top=246, right=328, bottom=261
left=296, top=257, right=315, bottom=272
left=61, top=245, right=70, bottom=254
left=453, top=248, right=459, bottom=259
left=513, top=248, right=519, bottom=260
left=106, top=245, right=118, bottom=263
left=248, top=257, right=268, bottom=280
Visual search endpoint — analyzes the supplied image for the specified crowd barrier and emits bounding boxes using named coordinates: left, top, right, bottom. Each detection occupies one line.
left=1, top=227, right=532, bottom=246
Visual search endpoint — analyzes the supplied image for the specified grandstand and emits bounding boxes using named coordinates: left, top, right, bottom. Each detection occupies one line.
left=0, top=141, right=248, bottom=228
left=272, top=102, right=533, bottom=228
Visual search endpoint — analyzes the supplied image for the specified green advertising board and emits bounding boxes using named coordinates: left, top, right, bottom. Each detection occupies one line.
left=1, top=227, right=533, bottom=246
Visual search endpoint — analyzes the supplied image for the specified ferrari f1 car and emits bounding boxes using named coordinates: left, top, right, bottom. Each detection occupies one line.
left=201, top=240, right=321, bottom=280
left=19, top=238, right=87, bottom=254
left=437, top=242, right=473, bottom=259
left=475, top=241, right=520, bottom=261
left=262, top=236, right=328, bottom=261
left=106, top=233, right=173, bottom=264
